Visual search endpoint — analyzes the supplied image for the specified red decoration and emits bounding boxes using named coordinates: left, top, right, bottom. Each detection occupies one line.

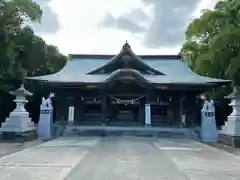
left=49, top=93, right=55, bottom=105
left=50, top=97, right=53, bottom=105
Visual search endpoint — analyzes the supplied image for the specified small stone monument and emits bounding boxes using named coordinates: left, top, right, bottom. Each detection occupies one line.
left=37, top=93, right=55, bottom=140
left=0, top=84, right=35, bottom=140
left=219, top=86, right=240, bottom=147
left=200, top=94, right=218, bottom=142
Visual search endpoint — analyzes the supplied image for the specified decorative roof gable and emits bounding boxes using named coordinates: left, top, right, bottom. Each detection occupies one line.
left=87, top=41, right=164, bottom=75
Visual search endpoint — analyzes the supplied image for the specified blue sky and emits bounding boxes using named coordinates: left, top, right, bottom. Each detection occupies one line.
left=31, top=0, right=218, bottom=55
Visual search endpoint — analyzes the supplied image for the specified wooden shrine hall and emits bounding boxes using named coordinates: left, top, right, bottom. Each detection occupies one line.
left=27, top=42, right=230, bottom=127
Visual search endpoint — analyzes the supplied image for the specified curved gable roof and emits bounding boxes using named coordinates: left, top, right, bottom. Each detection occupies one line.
left=87, top=41, right=164, bottom=75
left=25, top=42, right=231, bottom=86
left=106, top=69, right=148, bottom=82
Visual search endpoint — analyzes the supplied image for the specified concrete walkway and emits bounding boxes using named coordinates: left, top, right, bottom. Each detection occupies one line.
left=0, top=140, right=43, bottom=158
left=0, top=135, right=239, bottom=179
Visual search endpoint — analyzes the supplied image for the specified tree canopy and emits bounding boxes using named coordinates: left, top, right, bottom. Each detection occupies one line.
left=0, top=0, right=67, bottom=122
left=181, top=0, right=240, bottom=86
left=0, top=0, right=67, bottom=92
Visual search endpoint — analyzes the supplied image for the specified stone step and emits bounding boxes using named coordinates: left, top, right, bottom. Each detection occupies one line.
left=225, top=121, right=228, bottom=126
left=62, top=126, right=190, bottom=138
left=221, top=121, right=228, bottom=131
left=221, top=125, right=225, bottom=131
left=77, top=121, right=103, bottom=126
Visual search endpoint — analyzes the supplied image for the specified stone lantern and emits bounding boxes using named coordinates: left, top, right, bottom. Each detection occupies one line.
left=0, top=84, right=35, bottom=140
left=219, top=86, right=240, bottom=148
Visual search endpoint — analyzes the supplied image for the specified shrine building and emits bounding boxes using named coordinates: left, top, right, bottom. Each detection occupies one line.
left=26, top=42, right=230, bottom=126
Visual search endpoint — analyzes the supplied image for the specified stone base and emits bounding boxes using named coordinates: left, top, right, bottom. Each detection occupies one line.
left=0, top=130, right=36, bottom=142
left=200, top=115, right=218, bottom=143
left=218, top=133, right=240, bottom=148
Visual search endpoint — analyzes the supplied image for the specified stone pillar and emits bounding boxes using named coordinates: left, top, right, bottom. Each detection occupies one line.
left=37, top=93, right=55, bottom=140
left=200, top=96, right=218, bottom=142
left=219, top=86, right=240, bottom=147
left=37, top=104, right=54, bottom=140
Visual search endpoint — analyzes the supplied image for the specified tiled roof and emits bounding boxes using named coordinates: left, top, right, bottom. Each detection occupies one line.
left=26, top=56, right=230, bottom=85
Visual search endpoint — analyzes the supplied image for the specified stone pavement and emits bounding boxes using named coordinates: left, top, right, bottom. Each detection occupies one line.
left=0, top=135, right=239, bottom=180
left=0, top=140, right=43, bottom=158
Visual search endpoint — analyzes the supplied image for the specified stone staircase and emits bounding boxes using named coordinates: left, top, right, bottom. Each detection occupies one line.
left=62, top=125, right=190, bottom=138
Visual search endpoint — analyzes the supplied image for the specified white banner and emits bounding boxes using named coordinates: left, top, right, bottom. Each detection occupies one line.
left=68, top=106, right=75, bottom=124
left=145, top=104, right=151, bottom=126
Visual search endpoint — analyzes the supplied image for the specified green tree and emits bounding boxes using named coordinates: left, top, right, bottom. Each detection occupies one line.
left=0, top=0, right=67, bottom=92
left=182, top=0, right=240, bottom=85
left=181, top=0, right=240, bottom=124
left=0, top=0, right=67, bottom=122
left=0, top=0, right=42, bottom=91
left=13, top=26, right=67, bottom=78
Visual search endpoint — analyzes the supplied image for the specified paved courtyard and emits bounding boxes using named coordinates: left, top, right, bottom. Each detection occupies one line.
left=0, top=135, right=240, bottom=180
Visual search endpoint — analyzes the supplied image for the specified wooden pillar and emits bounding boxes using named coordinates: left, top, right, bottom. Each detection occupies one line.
left=179, top=91, right=187, bottom=127
left=171, top=95, right=180, bottom=125
left=179, top=96, right=184, bottom=127
left=55, top=93, right=69, bottom=124
left=80, top=97, right=85, bottom=124
left=74, top=96, right=84, bottom=125
left=102, top=92, right=107, bottom=125
left=139, top=97, right=145, bottom=125
left=167, top=98, right=174, bottom=124
left=179, top=97, right=183, bottom=119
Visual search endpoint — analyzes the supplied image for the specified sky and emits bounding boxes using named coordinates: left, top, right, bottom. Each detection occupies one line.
left=31, top=0, right=219, bottom=55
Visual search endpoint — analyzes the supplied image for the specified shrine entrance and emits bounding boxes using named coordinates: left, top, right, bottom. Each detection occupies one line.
left=104, top=69, right=148, bottom=126
left=107, top=95, right=145, bottom=126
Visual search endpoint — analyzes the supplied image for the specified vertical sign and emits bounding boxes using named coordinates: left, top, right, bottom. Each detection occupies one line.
left=68, top=106, right=75, bottom=124
left=145, top=104, right=151, bottom=126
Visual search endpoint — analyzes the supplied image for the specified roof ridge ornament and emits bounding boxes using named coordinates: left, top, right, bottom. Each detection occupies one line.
left=122, top=40, right=131, bottom=50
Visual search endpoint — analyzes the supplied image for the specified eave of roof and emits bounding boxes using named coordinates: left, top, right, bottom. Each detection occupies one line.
left=25, top=42, right=232, bottom=87
left=26, top=72, right=231, bottom=86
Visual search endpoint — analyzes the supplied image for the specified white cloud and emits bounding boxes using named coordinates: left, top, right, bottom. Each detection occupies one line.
left=36, top=0, right=218, bottom=55
left=192, top=0, right=219, bottom=17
